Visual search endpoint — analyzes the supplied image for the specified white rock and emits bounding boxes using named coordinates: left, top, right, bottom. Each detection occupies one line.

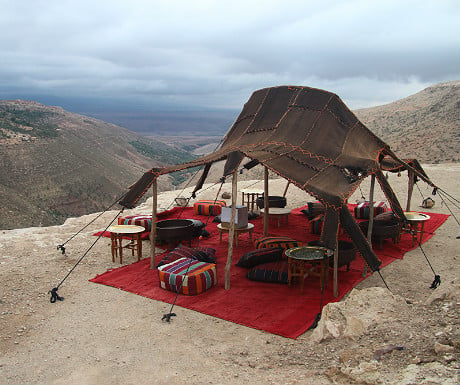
left=434, top=342, right=455, bottom=354
left=311, top=287, right=408, bottom=342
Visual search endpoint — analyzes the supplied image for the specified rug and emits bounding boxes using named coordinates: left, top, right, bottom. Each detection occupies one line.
left=90, top=206, right=449, bottom=339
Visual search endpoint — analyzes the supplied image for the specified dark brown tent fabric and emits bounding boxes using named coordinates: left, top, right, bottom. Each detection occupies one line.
left=121, top=86, right=389, bottom=209
left=119, top=86, right=434, bottom=272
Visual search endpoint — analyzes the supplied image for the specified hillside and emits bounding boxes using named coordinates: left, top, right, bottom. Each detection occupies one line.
left=0, top=100, right=195, bottom=230
left=355, top=80, right=460, bottom=163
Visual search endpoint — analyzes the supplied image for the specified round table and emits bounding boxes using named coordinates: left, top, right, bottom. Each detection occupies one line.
left=108, top=225, right=144, bottom=263
left=285, top=246, right=333, bottom=294
left=241, top=189, right=264, bottom=212
left=217, top=223, right=254, bottom=246
left=260, top=207, right=291, bottom=227
left=404, top=212, right=430, bottom=246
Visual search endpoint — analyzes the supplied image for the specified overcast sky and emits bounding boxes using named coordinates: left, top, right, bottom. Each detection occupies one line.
left=1, top=0, right=459, bottom=112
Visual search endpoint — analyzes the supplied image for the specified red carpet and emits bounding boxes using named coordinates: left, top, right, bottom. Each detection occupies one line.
left=90, top=206, right=449, bottom=339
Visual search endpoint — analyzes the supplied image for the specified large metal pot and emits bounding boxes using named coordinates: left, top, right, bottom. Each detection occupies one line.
left=156, top=219, right=195, bottom=247
left=256, top=195, right=287, bottom=209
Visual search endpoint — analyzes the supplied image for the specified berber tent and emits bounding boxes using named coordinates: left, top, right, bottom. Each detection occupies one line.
left=119, top=85, right=437, bottom=284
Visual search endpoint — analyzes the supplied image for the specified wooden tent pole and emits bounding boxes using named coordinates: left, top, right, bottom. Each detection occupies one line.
left=263, top=166, right=269, bottom=236
left=225, top=170, right=238, bottom=290
left=363, top=174, right=376, bottom=277
left=149, top=178, right=158, bottom=269
left=333, top=237, right=339, bottom=297
left=283, top=180, right=291, bottom=198
left=406, top=169, right=415, bottom=212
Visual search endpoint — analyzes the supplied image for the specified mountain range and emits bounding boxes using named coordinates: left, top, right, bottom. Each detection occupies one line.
left=0, top=81, right=458, bottom=230
left=0, top=101, right=195, bottom=229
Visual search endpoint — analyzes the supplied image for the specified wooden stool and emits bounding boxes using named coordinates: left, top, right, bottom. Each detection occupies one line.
left=241, top=189, right=264, bottom=212
left=108, top=225, right=144, bottom=263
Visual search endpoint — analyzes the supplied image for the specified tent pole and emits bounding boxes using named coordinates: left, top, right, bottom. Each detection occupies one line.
left=149, top=178, right=158, bottom=269
left=333, top=237, right=339, bottom=297
left=406, top=169, right=415, bottom=211
left=363, top=174, right=376, bottom=277
left=283, top=180, right=290, bottom=198
left=263, top=166, right=269, bottom=235
left=225, top=170, right=238, bottom=290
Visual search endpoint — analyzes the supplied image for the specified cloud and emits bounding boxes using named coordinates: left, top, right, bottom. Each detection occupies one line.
left=0, top=0, right=459, bottom=111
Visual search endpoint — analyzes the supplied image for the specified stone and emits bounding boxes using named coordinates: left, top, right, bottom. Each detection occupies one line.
left=311, top=287, right=409, bottom=342
left=425, top=280, right=460, bottom=305
left=434, top=342, right=454, bottom=354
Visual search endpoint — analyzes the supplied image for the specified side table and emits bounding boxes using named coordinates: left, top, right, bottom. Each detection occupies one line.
left=285, top=246, right=332, bottom=294
left=108, top=224, right=144, bottom=263
left=217, top=223, right=254, bottom=246
left=404, top=212, right=430, bottom=246
left=260, top=207, right=291, bottom=227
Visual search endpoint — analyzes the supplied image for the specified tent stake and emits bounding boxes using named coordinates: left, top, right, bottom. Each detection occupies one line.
left=363, top=174, right=376, bottom=277
left=225, top=170, right=238, bottom=290
left=150, top=178, right=158, bottom=269
left=263, top=166, right=269, bottom=236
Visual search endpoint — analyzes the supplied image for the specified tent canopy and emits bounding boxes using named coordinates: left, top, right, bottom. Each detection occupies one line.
left=120, top=86, right=436, bottom=272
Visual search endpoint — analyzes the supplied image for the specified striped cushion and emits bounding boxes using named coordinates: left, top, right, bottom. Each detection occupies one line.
left=158, top=258, right=217, bottom=295
left=310, top=215, right=324, bottom=235
left=118, top=215, right=152, bottom=231
left=236, top=247, right=283, bottom=268
left=254, top=236, right=302, bottom=252
left=156, top=244, right=216, bottom=267
left=354, top=201, right=387, bottom=219
left=246, top=261, right=289, bottom=284
left=193, top=200, right=227, bottom=216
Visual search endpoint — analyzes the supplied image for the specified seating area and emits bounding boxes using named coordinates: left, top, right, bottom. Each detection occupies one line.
left=111, top=198, right=405, bottom=296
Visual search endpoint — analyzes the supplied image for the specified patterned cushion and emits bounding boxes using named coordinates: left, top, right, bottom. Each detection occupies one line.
left=193, top=200, right=227, bottom=216
left=246, top=261, right=289, bottom=284
left=310, top=215, right=324, bottom=235
left=156, top=244, right=216, bottom=267
left=354, top=201, right=387, bottom=219
left=301, top=201, right=326, bottom=220
left=158, top=258, right=217, bottom=295
left=236, top=247, right=283, bottom=268
left=254, top=236, right=302, bottom=252
left=118, top=215, right=152, bottom=231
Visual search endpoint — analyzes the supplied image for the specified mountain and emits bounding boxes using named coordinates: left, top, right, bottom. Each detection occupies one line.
left=355, top=80, right=460, bottom=163
left=0, top=100, right=195, bottom=230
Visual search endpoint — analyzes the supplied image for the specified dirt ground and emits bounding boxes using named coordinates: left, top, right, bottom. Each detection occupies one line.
left=0, top=163, right=459, bottom=384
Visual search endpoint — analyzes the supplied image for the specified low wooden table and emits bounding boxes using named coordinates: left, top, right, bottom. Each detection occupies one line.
left=217, top=223, right=254, bottom=246
left=404, top=212, right=430, bottom=246
left=241, top=189, right=264, bottom=212
left=285, top=246, right=332, bottom=294
left=108, top=225, right=144, bottom=263
left=260, top=207, right=291, bottom=227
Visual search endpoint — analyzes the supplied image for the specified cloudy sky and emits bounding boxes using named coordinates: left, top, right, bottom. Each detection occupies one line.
left=1, top=0, right=459, bottom=112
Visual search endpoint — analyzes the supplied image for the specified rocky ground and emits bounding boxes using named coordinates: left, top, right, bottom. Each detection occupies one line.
left=0, top=163, right=459, bottom=384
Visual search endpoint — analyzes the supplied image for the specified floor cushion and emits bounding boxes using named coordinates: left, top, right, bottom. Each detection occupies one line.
left=301, top=201, right=326, bottom=220
left=354, top=201, right=387, bottom=219
left=156, top=244, right=216, bottom=267
left=246, top=260, right=289, bottom=284
left=254, top=236, right=302, bottom=252
left=118, top=215, right=152, bottom=231
left=193, top=200, right=227, bottom=216
left=236, top=247, right=284, bottom=268
left=158, top=258, right=217, bottom=295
